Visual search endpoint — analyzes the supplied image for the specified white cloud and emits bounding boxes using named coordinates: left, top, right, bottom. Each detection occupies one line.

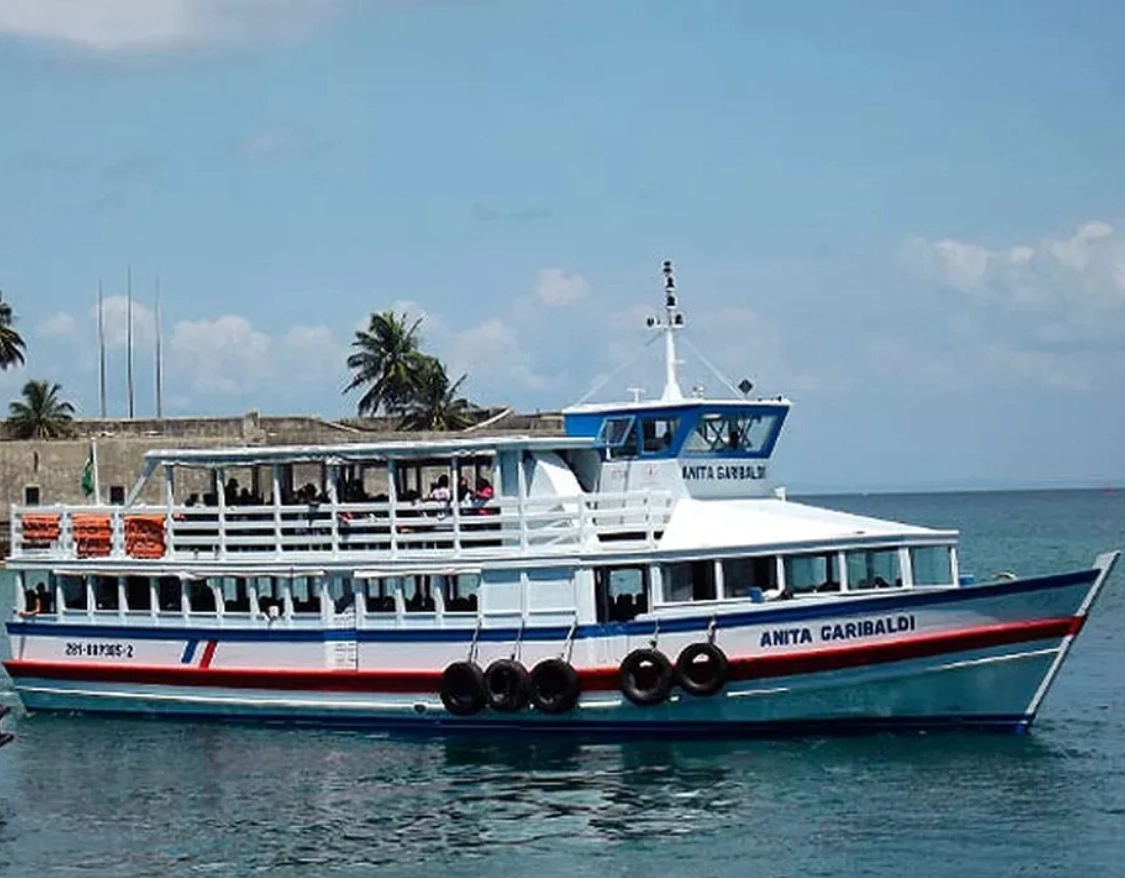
left=94, top=295, right=157, bottom=350
left=535, top=268, right=590, bottom=308
left=37, top=312, right=78, bottom=338
left=282, top=324, right=346, bottom=381
left=449, top=318, right=549, bottom=394
left=169, top=315, right=272, bottom=394
left=0, top=0, right=341, bottom=53
left=904, top=220, right=1125, bottom=307
left=895, top=219, right=1125, bottom=392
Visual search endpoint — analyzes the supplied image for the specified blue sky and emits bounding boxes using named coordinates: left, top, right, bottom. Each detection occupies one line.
left=2, top=0, right=1124, bottom=491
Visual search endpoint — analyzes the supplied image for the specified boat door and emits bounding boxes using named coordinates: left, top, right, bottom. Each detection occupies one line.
left=326, top=573, right=359, bottom=671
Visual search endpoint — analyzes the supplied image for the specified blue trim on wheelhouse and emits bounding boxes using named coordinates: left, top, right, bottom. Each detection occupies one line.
left=563, top=401, right=790, bottom=461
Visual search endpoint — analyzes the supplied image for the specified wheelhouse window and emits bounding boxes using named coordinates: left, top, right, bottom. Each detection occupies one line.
left=783, top=552, right=840, bottom=596
left=661, top=560, right=717, bottom=603
left=683, top=411, right=780, bottom=456
left=640, top=417, right=679, bottom=454
left=597, top=416, right=638, bottom=459
left=911, top=546, right=953, bottom=586
left=595, top=566, right=649, bottom=622
left=722, top=556, right=777, bottom=599
left=846, top=548, right=902, bottom=590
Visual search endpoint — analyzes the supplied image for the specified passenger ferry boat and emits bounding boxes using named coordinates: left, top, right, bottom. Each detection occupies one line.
left=3, top=262, right=1117, bottom=735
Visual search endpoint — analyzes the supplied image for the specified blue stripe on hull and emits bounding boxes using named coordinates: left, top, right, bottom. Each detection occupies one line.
left=3, top=566, right=1099, bottom=645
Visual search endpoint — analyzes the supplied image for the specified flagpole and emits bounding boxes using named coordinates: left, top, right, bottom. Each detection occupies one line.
left=155, top=277, right=164, bottom=419
left=97, top=279, right=107, bottom=418
left=126, top=266, right=135, bottom=420
left=91, top=438, right=102, bottom=506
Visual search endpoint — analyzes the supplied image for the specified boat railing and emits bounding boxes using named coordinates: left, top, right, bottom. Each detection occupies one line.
left=8, top=489, right=674, bottom=563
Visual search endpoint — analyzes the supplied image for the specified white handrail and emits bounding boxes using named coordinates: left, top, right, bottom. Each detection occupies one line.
left=9, top=489, right=674, bottom=562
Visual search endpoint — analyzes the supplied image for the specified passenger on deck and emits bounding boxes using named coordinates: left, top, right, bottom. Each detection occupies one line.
left=457, top=476, right=473, bottom=503
left=35, top=582, right=52, bottom=614
left=472, top=478, right=496, bottom=514
left=428, top=475, right=452, bottom=504
left=20, top=585, right=40, bottom=617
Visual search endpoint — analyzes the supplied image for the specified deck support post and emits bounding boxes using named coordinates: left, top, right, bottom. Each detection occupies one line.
left=517, top=452, right=528, bottom=552
left=328, top=464, right=339, bottom=558
left=216, top=467, right=227, bottom=560
left=451, top=457, right=462, bottom=555
left=388, top=459, right=398, bottom=559
left=271, top=465, right=282, bottom=560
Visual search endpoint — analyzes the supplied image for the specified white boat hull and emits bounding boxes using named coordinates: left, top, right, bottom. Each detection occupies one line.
left=5, top=553, right=1116, bottom=735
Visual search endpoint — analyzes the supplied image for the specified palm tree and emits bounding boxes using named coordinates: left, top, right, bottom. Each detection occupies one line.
left=0, top=292, right=26, bottom=370
left=399, top=357, right=478, bottom=431
left=344, top=310, right=430, bottom=416
left=7, top=380, right=76, bottom=439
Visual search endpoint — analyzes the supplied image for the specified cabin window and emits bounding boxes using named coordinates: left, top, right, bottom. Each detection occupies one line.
left=595, top=566, right=649, bottom=623
left=683, top=412, right=780, bottom=455
left=363, top=579, right=397, bottom=614
left=93, top=576, right=118, bottom=611
left=661, top=560, right=717, bottom=603
left=722, top=556, right=777, bottom=598
left=327, top=574, right=356, bottom=613
left=399, top=575, right=435, bottom=612
left=290, top=577, right=320, bottom=614
left=441, top=573, right=481, bottom=613
left=783, top=553, right=840, bottom=596
left=911, top=546, right=953, bottom=586
left=640, top=418, right=679, bottom=454
left=23, top=485, right=40, bottom=506
left=222, top=577, right=251, bottom=612
left=845, top=548, right=902, bottom=590
left=186, top=579, right=216, bottom=613
left=109, top=485, right=126, bottom=505
left=256, top=577, right=284, bottom=617
left=59, top=574, right=85, bottom=611
left=157, top=576, right=182, bottom=612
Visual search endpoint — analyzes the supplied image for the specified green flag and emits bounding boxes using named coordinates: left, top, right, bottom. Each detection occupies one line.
left=81, top=447, right=95, bottom=498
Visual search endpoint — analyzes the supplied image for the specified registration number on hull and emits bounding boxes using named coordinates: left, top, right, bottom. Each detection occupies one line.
left=65, top=642, right=136, bottom=659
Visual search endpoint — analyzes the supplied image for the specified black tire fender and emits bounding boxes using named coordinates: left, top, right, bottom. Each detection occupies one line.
left=483, top=658, right=532, bottom=713
left=529, top=658, right=581, bottom=715
left=674, top=642, right=729, bottom=697
left=440, top=661, right=486, bottom=716
left=619, top=647, right=674, bottom=706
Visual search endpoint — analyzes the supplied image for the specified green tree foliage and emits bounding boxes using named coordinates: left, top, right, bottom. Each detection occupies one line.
left=344, top=310, right=429, bottom=416
left=345, top=310, right=479, bottom=429
left=7, top=379, right=76, bottom=439
left=398, top=357, right=477, bottom=431
left=0, top=292, right=27, bottom=370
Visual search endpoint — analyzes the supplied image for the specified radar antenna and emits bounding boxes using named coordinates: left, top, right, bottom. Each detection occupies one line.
left=644, top=259, right=685, bottom=401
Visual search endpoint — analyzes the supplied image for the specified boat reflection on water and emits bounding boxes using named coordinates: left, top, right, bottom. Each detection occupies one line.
left=0, top=705, right=13, bottom=749
left=0, top=713, right=1109, bottom=875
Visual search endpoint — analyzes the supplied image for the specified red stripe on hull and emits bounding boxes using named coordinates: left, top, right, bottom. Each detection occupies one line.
left=199, top=640, right=217, bottom=669
left=3, top=617, right=1081, bottom=695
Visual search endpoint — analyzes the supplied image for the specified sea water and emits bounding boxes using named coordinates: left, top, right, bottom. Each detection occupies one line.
left=0, top=489, right=1122, bottom=877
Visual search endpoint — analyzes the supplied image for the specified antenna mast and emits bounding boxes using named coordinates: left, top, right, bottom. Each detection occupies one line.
left=647, top=259, right=685, bottom=401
